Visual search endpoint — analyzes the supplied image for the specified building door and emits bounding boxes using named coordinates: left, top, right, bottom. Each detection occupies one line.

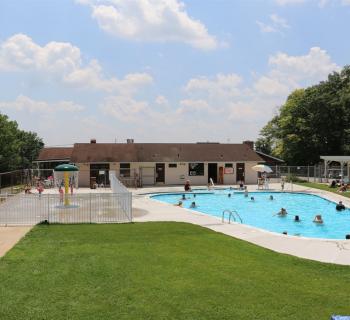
left=90, top=163, right=110, bottom=186
left=155, top=163, right=165, bottom=183
left=208, top=163, right=218, bottom=183
left=236, top=163, right=245, bottom=183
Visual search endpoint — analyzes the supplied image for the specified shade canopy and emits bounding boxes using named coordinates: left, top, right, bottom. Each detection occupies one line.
left=54, top=164, right=79, bottom=172
left=252, top=164, right=273, bottom=173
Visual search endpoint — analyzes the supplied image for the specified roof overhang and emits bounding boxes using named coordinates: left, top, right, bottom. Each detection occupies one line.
left=320, top=156, right=350, bottom=162
left=33, top=159, right=70, bottom=163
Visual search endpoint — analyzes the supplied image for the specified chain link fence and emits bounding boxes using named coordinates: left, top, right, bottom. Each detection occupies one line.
left=266, top=165, right=349, bottom=183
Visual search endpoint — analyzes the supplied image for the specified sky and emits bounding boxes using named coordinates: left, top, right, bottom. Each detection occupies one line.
left=0, top=0, right=349, bottom=146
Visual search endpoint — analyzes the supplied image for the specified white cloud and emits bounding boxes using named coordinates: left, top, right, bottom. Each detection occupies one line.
left=155, top=95, right=169, bottom=105
left=77, top=0, right=218, bottom=50
left=0, top=95, right=84, bottom=113
left=268, top=47, right=340, bottom=84
left=275, top=0, right=306, bottom=5
left=270, top=14, right=290, bottom=28
left=254, top=76, right=290, bottom=96
left=256, top=21, right=277, bottom=33
left=180, top=47, right=339, bottom=130
left=177, top=99, right=212, bottom=114
left=0, top=34, right=153, bottom=94
left=185, top=73, right=242, bottom=99
left=257, top=14, right=289, bottom=34
left=1, top=40, right=341, bottom=144
left=274, top=0, right=348, bottom=7
left=100, top=95, right=149, bottom=122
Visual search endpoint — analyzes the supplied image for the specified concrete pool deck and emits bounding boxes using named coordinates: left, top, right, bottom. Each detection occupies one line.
left=131, top=183, right=350, bottom=265
left=0, top=226, right=31, bottom=258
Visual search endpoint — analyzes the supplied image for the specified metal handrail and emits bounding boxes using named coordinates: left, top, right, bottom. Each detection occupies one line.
left=222, top=209, right=243, bottom=224
left=222, top=209, right=235, bottom=223
left=232, top=210, right=243, bottom=223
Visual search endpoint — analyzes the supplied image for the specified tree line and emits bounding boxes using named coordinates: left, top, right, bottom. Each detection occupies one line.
left=0, top=113, right=44, bottom=172
left=255, top=66, right=350, bottom=165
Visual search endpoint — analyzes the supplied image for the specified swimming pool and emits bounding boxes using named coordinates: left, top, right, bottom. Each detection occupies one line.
left=151, top=191, right=350, bottom=239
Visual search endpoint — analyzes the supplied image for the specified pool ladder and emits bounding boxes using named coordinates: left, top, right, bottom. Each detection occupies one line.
left=222, top=209, right=243, bottom=224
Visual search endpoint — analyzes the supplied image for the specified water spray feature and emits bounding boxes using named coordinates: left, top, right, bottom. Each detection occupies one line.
left=54, top=164, right=79, bottom=208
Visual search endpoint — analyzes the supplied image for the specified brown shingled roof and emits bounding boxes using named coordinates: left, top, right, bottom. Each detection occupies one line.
left=36, top=147, right=73, bottom=161
left=69, top=143, right=263, bottom=163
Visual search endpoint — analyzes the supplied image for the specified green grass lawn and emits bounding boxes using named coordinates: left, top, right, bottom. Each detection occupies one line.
left=296, top=181, right=350, bottom=198
left=1, top=222, right=350, bottom=319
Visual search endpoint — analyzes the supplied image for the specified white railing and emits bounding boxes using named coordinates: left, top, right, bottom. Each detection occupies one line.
left=0, top=191, right=132, bottom=226
left=109, top=171, right=132, bottom=221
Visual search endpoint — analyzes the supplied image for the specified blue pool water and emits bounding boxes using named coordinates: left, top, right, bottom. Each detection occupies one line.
left=151, top=191, right=350, bottom=239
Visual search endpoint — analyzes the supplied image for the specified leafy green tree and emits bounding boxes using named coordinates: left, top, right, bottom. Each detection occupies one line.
left=256, top=66, right=350, bottom=164
left=0, top=113, right=43, bottom=172
left=17, top=130, right=44, bottom=169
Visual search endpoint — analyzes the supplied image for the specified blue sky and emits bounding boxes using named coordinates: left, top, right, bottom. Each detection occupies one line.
left=0, top=0, right=349, bottom=146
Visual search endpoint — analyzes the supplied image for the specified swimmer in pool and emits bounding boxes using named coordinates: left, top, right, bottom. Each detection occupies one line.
left=269, top=195, right=274, bottom=200
left=175, top=201, right=183, bottom=207
left=250, top=196, right=255, bottom=201
left=228, top=193, right=232, bottom=198
left=190, top=201, right=197, bottom=208
left=276, top=208, right=288, bottom=217
left=336, top=201, right=345, bottom=211
left=294, top=215, right=300, bottom=222
left=313, top=214, right=323, bottom=224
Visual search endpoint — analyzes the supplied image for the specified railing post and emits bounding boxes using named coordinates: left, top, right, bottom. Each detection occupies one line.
left=89, top=193, right=92, bottom=223
left=5, top=193, right=8, bottom=226
left=47, top=195, right=50, bottom=223
left=129, top=193, right=132, bottom=222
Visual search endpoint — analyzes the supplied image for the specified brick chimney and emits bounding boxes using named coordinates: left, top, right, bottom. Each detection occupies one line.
left=243, top=140, right=254, bottom=149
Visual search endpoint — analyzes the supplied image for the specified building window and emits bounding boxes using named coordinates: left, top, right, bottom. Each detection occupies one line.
left=120, top=163, right=130, bottom=177
left=168, top=163, right=177, bottom=168
left=189, top=163, right=204, bottom=176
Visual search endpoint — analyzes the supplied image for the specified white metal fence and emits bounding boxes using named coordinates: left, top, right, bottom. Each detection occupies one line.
left=110, top=171, right=133, bottom=221
left=0, top=192, right=132, bottom=226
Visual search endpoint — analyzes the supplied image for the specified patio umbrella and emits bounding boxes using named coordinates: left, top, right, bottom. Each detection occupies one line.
left=252, top=164, right=273, bottom=173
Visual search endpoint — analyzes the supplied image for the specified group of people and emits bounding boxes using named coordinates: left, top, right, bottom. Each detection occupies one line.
left=329, top=180, right=350, bottom=192
left=276, top=208, right=323, bottom=223
left=24, top=182, right=44, bottom=196
left=275, top=200, right=347, bottom=225
left=175, top=192, right=197, bottom=208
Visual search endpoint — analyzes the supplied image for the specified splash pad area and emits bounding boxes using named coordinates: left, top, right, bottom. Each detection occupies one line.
left=0, top=169, right=132, bottom=226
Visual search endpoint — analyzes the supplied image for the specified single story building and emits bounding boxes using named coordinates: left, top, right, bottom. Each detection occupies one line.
left=35, top=140, right=265, bottom=187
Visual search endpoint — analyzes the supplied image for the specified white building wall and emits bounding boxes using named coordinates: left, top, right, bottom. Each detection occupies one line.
left=76, top=163, right=90, bottom=187
left=244, top=162, right=259, bottom=184
left=137, top=162, right=155, bottom=185
left=164, top=162, right=187, bottom=185
left=76, top=161, right=259, bottom=187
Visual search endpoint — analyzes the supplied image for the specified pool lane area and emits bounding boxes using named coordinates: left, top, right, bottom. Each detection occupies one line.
left=151, top=191, right=350, bottom=240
